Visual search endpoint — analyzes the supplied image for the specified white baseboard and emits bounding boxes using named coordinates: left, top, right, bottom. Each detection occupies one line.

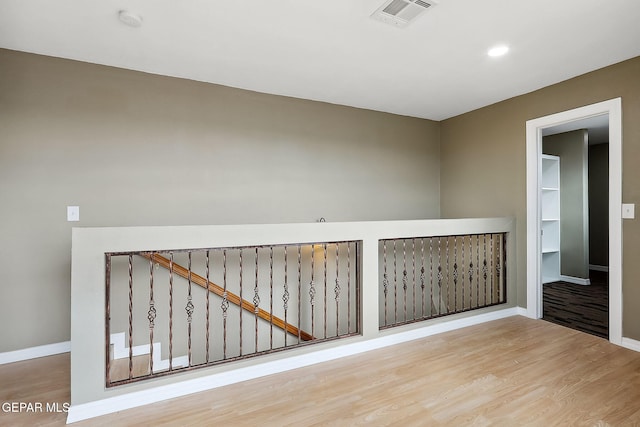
left=0, top=341, right=70, bottom=365
left=589, top=264, right=609, bottom=272
left=621, top=337, right=640, bottom=353
left=67, top=307, right=521, bottom=424
left=559, top=275, right=591, bottom=286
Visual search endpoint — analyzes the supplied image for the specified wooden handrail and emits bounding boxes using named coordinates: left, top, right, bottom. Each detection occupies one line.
left=139, top=253, right=314, bottom=341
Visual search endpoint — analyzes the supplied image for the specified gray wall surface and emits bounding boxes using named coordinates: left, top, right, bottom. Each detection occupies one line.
left=0, top=49, right=441, bottom=352
left=589, top=143, right=609, bottom=267
left=544, top=130, right=589, bottom=279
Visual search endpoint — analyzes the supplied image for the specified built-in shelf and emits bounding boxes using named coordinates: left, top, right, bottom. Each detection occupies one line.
left=541, top=155, right=560, bottom=284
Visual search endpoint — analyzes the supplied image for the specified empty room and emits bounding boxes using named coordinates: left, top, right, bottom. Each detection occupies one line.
left=1, top=0, right=640, bottom=425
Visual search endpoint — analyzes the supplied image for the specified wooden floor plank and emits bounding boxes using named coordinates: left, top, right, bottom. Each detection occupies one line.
left=543, top=270, right=609, bottom=339
left=2, top=316, right=640, bottom=426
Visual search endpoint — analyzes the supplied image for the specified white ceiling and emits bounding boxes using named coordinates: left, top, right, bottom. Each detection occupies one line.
left=1, top=0, right=639, bottom=121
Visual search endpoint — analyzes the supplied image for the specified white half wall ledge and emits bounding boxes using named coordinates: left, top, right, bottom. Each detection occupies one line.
left=0, top=341, right=70, bottom=365
left=66, top=307, right=521, bottom=424
left=71, top=217, right=517, bottom=423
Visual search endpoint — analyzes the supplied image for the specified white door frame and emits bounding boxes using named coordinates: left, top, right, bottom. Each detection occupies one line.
left=526, top=98, right=622, bottom=345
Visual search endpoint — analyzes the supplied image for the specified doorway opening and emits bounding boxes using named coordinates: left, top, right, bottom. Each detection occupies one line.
left=526, top=98, right=622, bottom=345
left=541, top=122, right=609, bottom=338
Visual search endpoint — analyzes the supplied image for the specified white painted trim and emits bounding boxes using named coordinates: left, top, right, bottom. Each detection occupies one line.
left=526, top=98, right=622, bottom=346
left=559, top=275, right=591, bottom=286
left=608, top=99, right=623, bottom=346
left=67, top=307, right=521, bottom=423
left=621, top=337, right=640, bottom=353
left=516, top=306, right=528, bottom=317
left=589, top=264, right=609, bottom=272
left=526, top=120, right=543, bottom=319
left=0, top=341, right=70, bottom=365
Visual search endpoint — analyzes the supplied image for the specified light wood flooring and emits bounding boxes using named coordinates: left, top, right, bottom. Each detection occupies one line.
left=2, top=316, right=640, bottom=426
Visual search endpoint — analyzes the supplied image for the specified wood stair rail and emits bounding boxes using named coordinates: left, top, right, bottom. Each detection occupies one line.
left=139, top=253, right=314, bottom=341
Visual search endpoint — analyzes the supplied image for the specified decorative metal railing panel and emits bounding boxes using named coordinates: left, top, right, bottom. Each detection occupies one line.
left=379, top=233, right=506, bottom=329
left=105, top=241, right=360, bottom=387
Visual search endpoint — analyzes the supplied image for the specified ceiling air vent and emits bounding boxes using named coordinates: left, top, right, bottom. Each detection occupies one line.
left=371, top=0, right=436, bottom=28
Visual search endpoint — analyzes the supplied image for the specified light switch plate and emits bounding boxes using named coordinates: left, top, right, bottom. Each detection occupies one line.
left=67, top=206, right=80, bottom=222
left=622, top=203, right=635, bottom=219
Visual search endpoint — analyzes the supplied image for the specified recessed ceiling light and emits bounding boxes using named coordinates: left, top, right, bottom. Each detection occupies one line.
left=118, top=10, right=143, bottom=28
left=488, top=45, right=509, bottom=57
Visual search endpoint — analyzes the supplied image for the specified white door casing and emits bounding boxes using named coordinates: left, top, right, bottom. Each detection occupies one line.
left=525, top=98, right=622, bottom=345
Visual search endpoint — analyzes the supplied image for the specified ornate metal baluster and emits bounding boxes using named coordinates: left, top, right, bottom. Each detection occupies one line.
left=437, top=237, right=443, bottom=315
left=323, top=243, right=328, bottom=339
left=453, top=237, right=458, bottom=312
left=476, top=235, right=481, bottom=308
left=503, top=234, right=507, bottom=302
left=483, top=234, right=488, bottom=306
left=420, top=238, right=425, bottom=318
left=382, top=241, right=388, bottom=326
left=283, top=246, right=289, bottom=347
left=148, top=253, right=156, bottom=374
left=335, top=243, right=340, bottom=336
left=498, top=234, right=502, bottom=302
left=309, top=244, right=316, bottom=340
left=468, top=236, right=474, bottom=311
left=412, top=238, right=417, bottom=321
left=393, top=240, right=398, bottom=323
left=186, top=252, right=194, bottom=366
left=254, top=247, right=260, bottom=353
left=168, top=252, right=174, bottom=371
left=402, top=240, right=408, bottom=322
left=462, top=235, right=466, bottom=310
left=297, top=245, right=302, bottom=343
left=347, top=241, right=352, bottom=334
left=222, top=249, right=230, bottom=359
left=495, top=234, right=503, bottom=302
left=429, top=237, right=434, bottom=316
left=105, top=254, right=112, bottom=385
left=205, top=250, right=210, bottom=364
left=490, top=234, right=494, bottom=304
left=239, top=248, right=243, bottom=356
left=269, top=246, right=274, bottom=350
left=445, top=237, right=450, bottom=313
left=128, top=254, right=133, bottom=380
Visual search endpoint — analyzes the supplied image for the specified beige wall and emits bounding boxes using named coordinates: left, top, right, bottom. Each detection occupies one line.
left=0, top=49, right=441, bottom=352
left=440, top=56, right=640, bottom=339
left=3, top=46, right=640, bottom=351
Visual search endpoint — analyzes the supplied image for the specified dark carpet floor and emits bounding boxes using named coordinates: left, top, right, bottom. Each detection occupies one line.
left=542, top=270, right=608, bottom=339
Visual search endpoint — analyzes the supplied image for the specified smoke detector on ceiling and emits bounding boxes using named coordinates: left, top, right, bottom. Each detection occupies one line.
left=371, top=0, right=437, bottom=28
